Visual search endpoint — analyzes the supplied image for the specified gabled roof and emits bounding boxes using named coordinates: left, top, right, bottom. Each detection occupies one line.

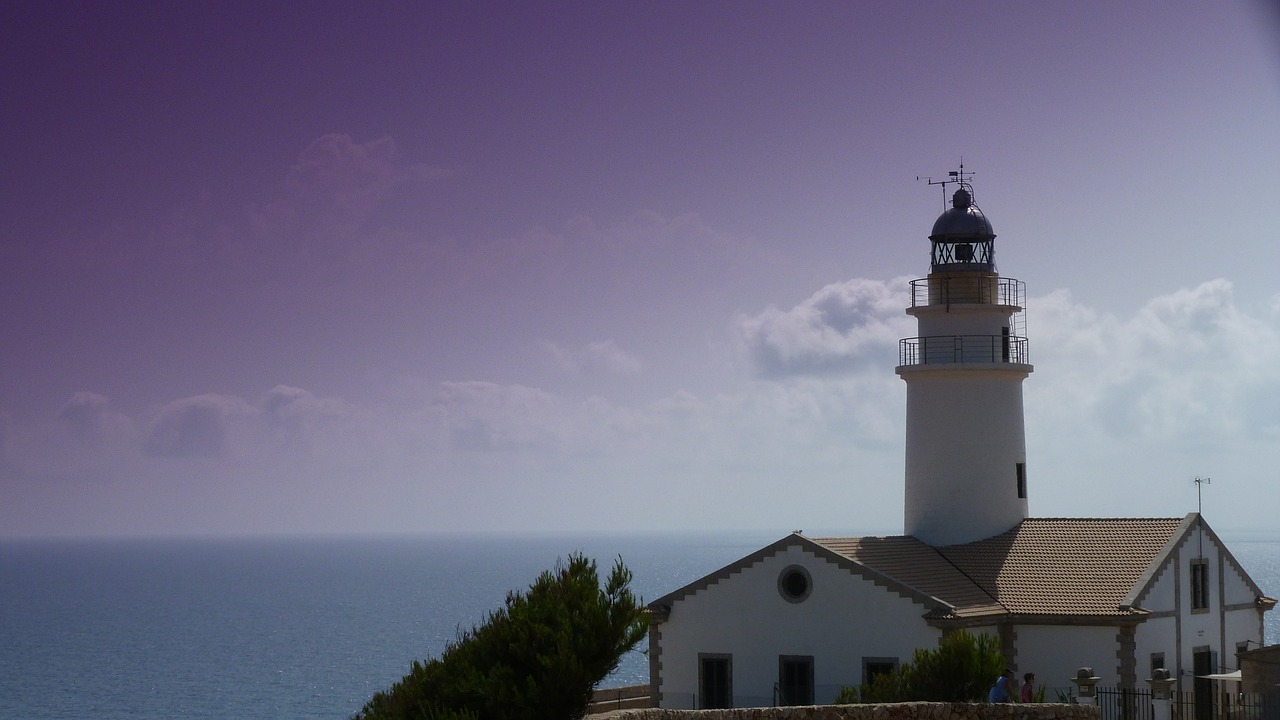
left=652, top=515, right=1260, bottom=624
left=815, top=517, right=1188, bottom=620
left=1125, top=513, right=1272, bottom=608
left=927, top=516, right=1188, bottom=617
left=647, top=533, right=955, bottom=614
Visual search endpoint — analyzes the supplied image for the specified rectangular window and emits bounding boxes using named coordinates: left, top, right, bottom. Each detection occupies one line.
left=1191, top=559, right=1210, bottom=611
left=699, top=654, right=731, bottom=709
left=778, top=656, right=813, bottom=706
left=863, top=657, right=898, bottom=686
left=1016, top=463, right=1027, bottom=499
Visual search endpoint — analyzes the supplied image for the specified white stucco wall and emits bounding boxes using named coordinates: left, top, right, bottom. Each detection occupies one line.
left=1224, top=610, right=1261, bottom=668
left=655, top=543, right=941, bottom=709
left=1133, top=616, right=1177, bottom=683
left=1014, top=624, right=1119, bottom=694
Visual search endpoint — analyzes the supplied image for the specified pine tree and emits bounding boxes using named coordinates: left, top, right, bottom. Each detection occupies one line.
left=355, top=553, right=647, bottom=720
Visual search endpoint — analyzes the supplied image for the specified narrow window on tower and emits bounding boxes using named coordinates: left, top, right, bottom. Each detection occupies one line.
left=1016, top=463, right=1027, bottom=499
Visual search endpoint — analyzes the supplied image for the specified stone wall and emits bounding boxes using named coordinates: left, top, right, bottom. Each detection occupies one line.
left=611, top=702, right=1100, bottom=720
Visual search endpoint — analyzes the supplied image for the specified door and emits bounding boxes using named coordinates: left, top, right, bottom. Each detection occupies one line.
left=1193, top=649, right=1215, bottom=720
left=778, top=656, right=814, bottom=706
left=699, top=655, right=731, bottom=709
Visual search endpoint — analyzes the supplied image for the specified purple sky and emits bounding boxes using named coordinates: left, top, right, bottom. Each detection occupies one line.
left=3, top=1, right=1279, bottom=537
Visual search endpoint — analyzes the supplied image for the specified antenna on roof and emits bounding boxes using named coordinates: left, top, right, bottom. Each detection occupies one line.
left=917, top=158, right=975, bottom=210
left=1194, top=476, right=1211, bottom=558
left=1195, top=476, right=1210, bottom=515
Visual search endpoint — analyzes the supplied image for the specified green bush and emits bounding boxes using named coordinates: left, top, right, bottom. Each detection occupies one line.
left=355, top=553, right=648, bottom=720
left=836, top=630, right=1005, bottom=703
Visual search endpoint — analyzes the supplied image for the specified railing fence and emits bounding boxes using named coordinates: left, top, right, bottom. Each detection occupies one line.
left=1097, top=686, right=1280, bottom=720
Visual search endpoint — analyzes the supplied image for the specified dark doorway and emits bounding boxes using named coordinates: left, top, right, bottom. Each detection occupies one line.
left=1193, top=649, right=1216, bottom=720
left=778, top=656, right=813, bottom=706
left=699, top=655, right=731, bottom=709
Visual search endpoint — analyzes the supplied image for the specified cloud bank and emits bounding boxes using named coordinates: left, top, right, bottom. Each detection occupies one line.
left=5, top=277, right=1277, bottom=537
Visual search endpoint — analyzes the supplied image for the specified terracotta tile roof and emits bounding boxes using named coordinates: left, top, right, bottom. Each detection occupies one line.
left=811, top=535, right=1003, bottom=617
left=936, top=517, right=1187, bottom=616
left=814, top=517, right=1189, bottom=619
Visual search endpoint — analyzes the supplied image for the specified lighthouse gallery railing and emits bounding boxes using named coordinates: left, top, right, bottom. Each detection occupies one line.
left=907, top=276, right=1025, bottom=308
left=898, top=334, right=1029, bottom=366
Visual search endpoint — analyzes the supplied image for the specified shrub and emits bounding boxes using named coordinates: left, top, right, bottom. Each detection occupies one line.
left=836, top=630, right=1005, bottom=703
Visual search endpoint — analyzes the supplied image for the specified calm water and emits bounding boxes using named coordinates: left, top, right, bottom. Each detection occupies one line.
left=2, top=533, right=1276, bottom=720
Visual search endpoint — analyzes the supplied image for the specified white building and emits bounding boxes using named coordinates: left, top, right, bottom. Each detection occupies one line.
left=647, top=177, right=1275, bottom=709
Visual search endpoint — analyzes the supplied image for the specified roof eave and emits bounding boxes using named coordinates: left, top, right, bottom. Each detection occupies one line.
left=1123, top=512, right=1199, bottom=607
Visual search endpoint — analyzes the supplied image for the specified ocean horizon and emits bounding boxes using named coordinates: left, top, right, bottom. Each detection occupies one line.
left=3, top=529, right=1277, bottom=720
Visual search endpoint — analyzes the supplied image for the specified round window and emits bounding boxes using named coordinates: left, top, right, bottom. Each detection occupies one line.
left=778, top=565, right=812, bottom=603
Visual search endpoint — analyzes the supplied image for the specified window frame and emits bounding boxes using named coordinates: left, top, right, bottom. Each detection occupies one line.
left=862, top=656, right=899, bottom=686
left=777, top=564, right=813, bottom=604
left=1190, top=558, right=1210, bottom=612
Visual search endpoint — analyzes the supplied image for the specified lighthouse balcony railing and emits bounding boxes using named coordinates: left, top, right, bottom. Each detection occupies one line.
left=908, top=276, right=1025, bottom=308
left=898, top=335, right=1029, bottom=366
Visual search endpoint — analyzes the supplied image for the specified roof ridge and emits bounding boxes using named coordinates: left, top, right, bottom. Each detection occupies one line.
left=922, top=539, right=1006, bottom=613
left=1020, top=516, right=1185, bottom=522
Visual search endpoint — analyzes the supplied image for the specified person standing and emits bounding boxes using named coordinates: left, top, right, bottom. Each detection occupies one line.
left=1021, top=672, right=1036, bottom=703
left=988, top=669, right=1015, bottom=703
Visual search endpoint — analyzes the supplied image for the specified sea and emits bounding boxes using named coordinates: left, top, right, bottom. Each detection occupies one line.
left=2, top=531, right=1277, bottom=720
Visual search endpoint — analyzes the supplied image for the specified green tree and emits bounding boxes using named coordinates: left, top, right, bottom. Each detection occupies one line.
left=835, top=630, right=1005, bottom=703
left=355, top=553, right=648, bottom=720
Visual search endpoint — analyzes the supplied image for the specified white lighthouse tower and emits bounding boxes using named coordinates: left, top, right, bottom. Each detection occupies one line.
left=896, top=171, right=1032, bottom=546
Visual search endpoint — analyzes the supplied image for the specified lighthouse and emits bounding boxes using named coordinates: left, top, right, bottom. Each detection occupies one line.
left=896, top=173, right=1033, bottom=546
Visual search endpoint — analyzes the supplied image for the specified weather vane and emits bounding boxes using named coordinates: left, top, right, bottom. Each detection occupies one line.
left=917, top=159, right=976, bottom=210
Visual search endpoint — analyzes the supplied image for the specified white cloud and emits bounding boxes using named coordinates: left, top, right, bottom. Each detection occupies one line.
left=57, top=392, right=135, bottom=440
left=143, top=394, right=255, bottom=459
left=543, top=340, right=643, bottom=376
left=735, top=277, right=914, bottom=377
left=1030, top=279, right=1280, bottom=444
left=251, top=134, right=449, bottom=242
left=1022, top=280, right=1280, bottom=525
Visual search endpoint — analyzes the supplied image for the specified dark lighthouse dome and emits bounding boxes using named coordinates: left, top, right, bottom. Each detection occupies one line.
left=930, top=187, right=994, bottom=240
left=929, top=187, right=995, bottom=272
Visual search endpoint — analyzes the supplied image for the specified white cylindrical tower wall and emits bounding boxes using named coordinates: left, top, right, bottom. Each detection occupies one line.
left=901, top=365, right=1030, bottom=545
left=913, top=306, right=1011, bottom=338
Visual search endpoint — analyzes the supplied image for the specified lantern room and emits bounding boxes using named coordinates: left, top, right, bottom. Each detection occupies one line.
left=929, top=186, right=994, bottom=272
